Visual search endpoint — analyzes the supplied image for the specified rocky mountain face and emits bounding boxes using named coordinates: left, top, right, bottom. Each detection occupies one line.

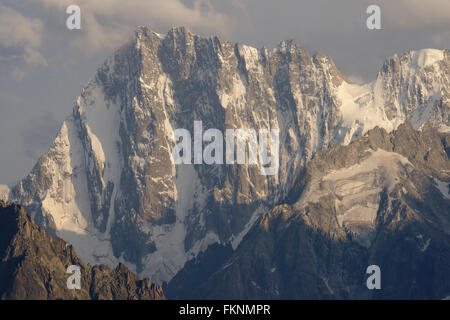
left=2, top=26, right=449, bottom=286
left=0, top=200, right=164, bottom=300
left=167, top=123, right=450, bottom=299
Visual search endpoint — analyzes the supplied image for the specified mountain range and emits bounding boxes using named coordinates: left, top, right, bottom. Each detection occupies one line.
left=0, top=26, right=449, bottom=299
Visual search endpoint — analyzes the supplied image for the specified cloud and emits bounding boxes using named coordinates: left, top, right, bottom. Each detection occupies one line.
left=0, top=4, right=47, bottom=67
left=36, top=0, right=234, bottom=52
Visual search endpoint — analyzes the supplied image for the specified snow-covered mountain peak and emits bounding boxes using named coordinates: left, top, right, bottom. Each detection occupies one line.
left=409, top=49, right=445, bottom=68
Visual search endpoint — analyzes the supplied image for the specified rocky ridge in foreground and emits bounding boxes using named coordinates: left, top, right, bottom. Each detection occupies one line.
left=0, top=200, right=164, bottom=300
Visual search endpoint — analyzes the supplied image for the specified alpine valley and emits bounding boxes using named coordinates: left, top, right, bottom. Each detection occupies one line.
left=1, top=26, right=449, bottom=299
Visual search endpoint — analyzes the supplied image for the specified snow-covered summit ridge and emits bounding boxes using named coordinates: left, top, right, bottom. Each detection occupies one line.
left=336, top=48, right=449, bottom=140
left=387, top=49, right=445, bottom=68
left=410, top=49, right=445, bottom=68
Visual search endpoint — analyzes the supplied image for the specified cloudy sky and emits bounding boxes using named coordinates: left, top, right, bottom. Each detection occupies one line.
left=0, top=0, right=449, bottom=186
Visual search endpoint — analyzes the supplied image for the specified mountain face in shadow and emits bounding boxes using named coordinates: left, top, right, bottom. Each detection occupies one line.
left=166, top=123, right=450, bottom=299
left=0, top=200, right=164, bottom=300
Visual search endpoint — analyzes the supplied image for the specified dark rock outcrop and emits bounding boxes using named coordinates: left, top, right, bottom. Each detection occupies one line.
left=0, top=200, right=164, bottom=300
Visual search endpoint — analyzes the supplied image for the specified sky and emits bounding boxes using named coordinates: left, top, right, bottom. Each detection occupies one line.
left=0, top=0, right=449, bottom=186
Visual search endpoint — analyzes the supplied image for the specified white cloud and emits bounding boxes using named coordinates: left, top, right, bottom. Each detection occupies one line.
left=0, top=4, right=47, bottom=67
